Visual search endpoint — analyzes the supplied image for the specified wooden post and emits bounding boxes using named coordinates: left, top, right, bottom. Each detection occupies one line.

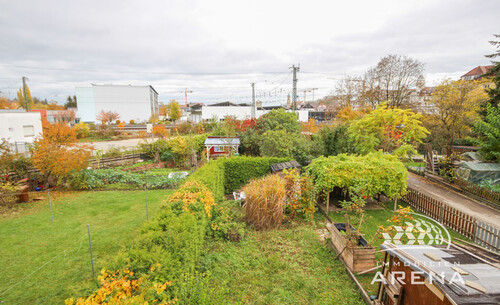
left=393, top=196, right=398, bottom=211
left=326, top=192, right=330, bottom=213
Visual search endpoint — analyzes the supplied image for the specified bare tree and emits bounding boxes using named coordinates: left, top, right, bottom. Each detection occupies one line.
left=363, top=55, right=425, bottom=108
left=334, top=75, right=364, bottom=108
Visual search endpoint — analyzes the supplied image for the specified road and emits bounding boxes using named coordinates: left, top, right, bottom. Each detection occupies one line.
left=407, top=172, right=500, bottom=225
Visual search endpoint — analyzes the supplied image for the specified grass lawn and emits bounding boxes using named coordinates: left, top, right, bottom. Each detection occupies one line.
left=202, top=216, right=365, bottom=305
left=0, top=189, right=173, bottom=305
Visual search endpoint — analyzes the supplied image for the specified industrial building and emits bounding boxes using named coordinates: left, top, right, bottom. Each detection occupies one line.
left=76, top=84, right=159, bottom=123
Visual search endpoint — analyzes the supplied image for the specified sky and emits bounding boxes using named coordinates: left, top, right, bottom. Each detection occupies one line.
left=0, top=0, right=498, bottom=106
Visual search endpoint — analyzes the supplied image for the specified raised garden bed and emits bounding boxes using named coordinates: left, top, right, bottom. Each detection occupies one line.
left=327, top=222, right=375, bottom=273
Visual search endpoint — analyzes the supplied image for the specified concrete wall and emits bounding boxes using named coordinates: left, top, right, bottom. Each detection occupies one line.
left=0, top=112, right=43, bottom=145
left=77, top=85, right=158, bottom=123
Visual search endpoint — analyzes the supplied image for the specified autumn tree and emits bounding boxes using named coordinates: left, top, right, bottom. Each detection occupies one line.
left=96, top=110, right=120, bottom=125
left=167, top=100, right=181, bottom=122
left=53, top=110, right=76, bottom=123
left=0, top=97, right=18, bottom=109
left=348, top=103, right=429, bottom=154
left=17, top=86, right=33, bottom=110
left=425, top=79, right=488, bottom=154
left=31, top=122, right=93, bottom=187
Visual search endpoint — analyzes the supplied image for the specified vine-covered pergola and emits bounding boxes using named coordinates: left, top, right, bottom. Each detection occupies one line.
left=306, top=152, right=408, bottom=210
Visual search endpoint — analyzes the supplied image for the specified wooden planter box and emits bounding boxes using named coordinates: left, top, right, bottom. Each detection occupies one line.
left=328, top=223, right=375, bottom=273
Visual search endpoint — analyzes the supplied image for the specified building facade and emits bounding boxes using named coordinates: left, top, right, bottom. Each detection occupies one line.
left=0, top=111, right=43, bottom=153
left=76, top=84, right=159, bottom=123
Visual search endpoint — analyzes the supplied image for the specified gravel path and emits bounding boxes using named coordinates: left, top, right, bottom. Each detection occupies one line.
left=407, top=172, right=500, bottom=225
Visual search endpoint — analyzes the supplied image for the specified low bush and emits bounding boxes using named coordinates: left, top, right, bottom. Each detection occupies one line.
left=243, top=174, right=287, bottom=230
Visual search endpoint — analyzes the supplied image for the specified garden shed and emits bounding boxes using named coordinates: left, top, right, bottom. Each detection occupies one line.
left=455, top=162, right=500, bottom=184
left=204, top=136, right=240, bottom=161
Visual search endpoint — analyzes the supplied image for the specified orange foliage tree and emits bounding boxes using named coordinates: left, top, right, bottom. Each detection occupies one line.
left=152, top=124, right=169, bottom=137
left=96, top=110, right=120, bottom=125
left=301, top=118, right=321, bottom=134
left=31, top=122, right=93, bottom=187
left=0, top=97, right=18, bottom=109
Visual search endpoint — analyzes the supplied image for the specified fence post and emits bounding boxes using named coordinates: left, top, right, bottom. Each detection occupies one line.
left=145, top=184, right=149, bottom=221
left=439, top=204, right=444, bottom=224
left=87, top=224, right=95, bottom=277
left=48, top=189, right=54, bottom=224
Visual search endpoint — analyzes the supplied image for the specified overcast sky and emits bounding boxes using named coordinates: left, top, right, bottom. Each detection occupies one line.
left=0, top=0, right=498, bottom=105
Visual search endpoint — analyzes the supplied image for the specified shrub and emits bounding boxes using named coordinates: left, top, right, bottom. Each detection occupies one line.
left=73, top=122, right=90, bottom=139
left=283, top=168, right=317, bottom=220
left=167, top=181, right=215, bottom=219
left=187, top=159, right=225, bottom=202
left=243, top=174, right=287, bottom=230
left=222, top=156, right=289, bottom=193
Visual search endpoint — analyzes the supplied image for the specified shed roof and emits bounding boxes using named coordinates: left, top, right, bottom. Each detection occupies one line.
left=270, top=160, right=301, bottom=173
left=381, top=243, right=500, bottom=305
left=204, top=137, right=240, bottom=145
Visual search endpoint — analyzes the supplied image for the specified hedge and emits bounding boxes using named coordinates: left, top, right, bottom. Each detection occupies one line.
left=222, top=156, right=290, bottom=194
left=187, top=159, right=226, bottom=202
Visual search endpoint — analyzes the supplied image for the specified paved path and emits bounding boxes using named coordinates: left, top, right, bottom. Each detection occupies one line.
left=407, top=173, right=500, bottom=225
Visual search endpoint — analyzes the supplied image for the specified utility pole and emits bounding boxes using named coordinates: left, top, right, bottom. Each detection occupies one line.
left=290, top=64, right=300, bottom=111
left=22, top=76, right=30, bottom=111
left=251, top=83, right=256, bottom=119
left=310, top=88, right=318, bottom=103
left=184, top=88, right=193, bottom=107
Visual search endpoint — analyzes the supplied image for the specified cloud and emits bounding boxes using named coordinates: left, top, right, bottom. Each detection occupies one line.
left=0, top=0, right=498, bottom=103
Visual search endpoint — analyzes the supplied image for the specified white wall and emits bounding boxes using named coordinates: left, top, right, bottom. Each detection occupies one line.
left=77, top=85, right=158, bottom=123
left=202, top=106, right=270, bottom=121
left=0, top=112, right=43, bottom=145
left=295, top=110, right=309, bottom=122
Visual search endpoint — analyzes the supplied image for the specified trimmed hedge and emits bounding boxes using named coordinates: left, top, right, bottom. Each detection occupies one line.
left=187, top=159, right=226, bottom=202
left=222, top=156, right=290, bottom=194
left=187, top=156, right=290, bottom=201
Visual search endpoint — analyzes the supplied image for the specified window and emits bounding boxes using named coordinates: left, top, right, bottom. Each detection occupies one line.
left=23, top=125, right=34, bottom=137
left=214, top=146, right=225, bottom=152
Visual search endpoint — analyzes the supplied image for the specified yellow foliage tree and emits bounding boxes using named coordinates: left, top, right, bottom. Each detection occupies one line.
left=167, top=100, right=181, bottom=122
left=425, top=79, right=488, bottom=153
left=301, top=118, right=320, bottom=134
left=31, top=122, right=93, bottom=187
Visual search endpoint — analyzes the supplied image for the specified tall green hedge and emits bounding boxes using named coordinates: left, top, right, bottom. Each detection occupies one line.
left=222, top=156, right=290, bottom=194
left=187, top=156, right=290, bottom=201
left=187, top=159, right=226, bottom=202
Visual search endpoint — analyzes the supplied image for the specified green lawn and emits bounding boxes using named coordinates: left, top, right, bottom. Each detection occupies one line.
left=202, top=217, right=365, bottom=305
left=0, top=189, right=173, bottom=305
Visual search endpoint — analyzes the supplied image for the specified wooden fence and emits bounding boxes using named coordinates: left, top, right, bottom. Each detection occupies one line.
left=402, top=187, right=500, bottom=253
left=454, top=178, right=500, bottom=206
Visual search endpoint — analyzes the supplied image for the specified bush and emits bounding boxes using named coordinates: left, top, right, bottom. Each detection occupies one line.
left=187, top=159, right=225, bottom=202
left=222, top=156, right=290, bottom=193
left=243, top=174, right=287, bottom=230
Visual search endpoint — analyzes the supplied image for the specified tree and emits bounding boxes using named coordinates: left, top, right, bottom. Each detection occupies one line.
left=53, top=110, right=76, bottom=123
left=318, top=124, right=356, bottom=156
left=17, top=86, right=33, bottom=110
left=481, top=34, right=500, bottom=112
left=96, top=110, right=120, bottom=125
left=256, top=109, right=301, bottom=133
left=425, top=79, right=488, bottom=154
left=167, top=100, right=181, bottom=122
left=0, top=97, right=18, bottom=109
left=64, top=95, right=77, bottom=109
left=362, top=55, right=425, bottom=108
left=348, top=103, right=429, bottom=154
left=31, top=122, right=93, bottom=187
left=474, top=103, right=500, bottom=162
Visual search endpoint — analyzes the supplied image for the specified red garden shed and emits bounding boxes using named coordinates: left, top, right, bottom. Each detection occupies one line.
left=204, top=136, right=240, bottom=161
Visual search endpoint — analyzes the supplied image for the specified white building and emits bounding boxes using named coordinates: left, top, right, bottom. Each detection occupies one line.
left=76, top=84, right=159, bottom=123
left=0, top=111, right=43, bottom=153
left=201, top=102, right=310, bottom=122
